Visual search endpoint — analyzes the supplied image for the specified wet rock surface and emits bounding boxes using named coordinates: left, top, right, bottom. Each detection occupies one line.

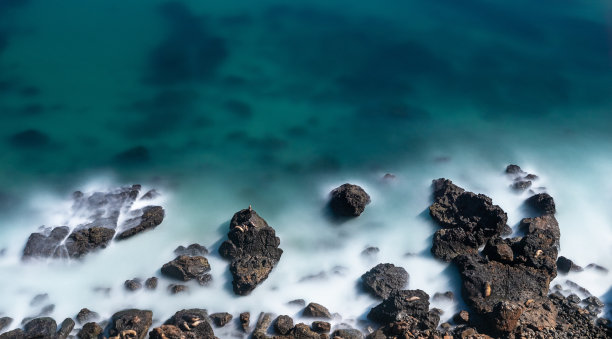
left=209, top=312, right=232, bottom=327
left=525, top=193, right=556, bottom=215
left=76, top=308, right=99, bottom=325
left=109, top=309, right=153, bottom=339
left=161, top=255, right=211, bottom=282
left=174, top=243, right=208, bottom=256
left=367, top=289, right=431, bottom=326
left=78, top=322, right=103, bottom=339
left=303, top=303, right=332, bottom=319
left=155, top=309, right=215, bottom=339
left=218, top=207, right=283, bottom=295
left=328, top=183, right=371, bottom=217
left=21, top=185, right=165, bottom=260
left=361, top=263, right=409, bottom=299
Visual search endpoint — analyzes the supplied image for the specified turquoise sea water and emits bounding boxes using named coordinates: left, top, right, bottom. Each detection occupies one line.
left=0, top=0, right=611, bottom=334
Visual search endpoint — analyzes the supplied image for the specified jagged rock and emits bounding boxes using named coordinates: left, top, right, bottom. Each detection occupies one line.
left=513, top=216, right=560, bottom=278
left=274, top=315, right=293, bottom=335
left=583, top=296, right=604, bottom=315
left=78, top=322, right=103, bottom=339
left=0, top=317, right=12, bottom=333
left=23, top=317, right=56, bottom=338
left=209, top=312, right=232, bottom=327
left=149, top=325, right=183, bottom=339
left=328, top=183, right=371, bottom=217
left=482, top=237, right=514, bottom=263
left=109, top=309, right=153, bottom=339
left=116, top=206, right=165, bottom=240
left=145, top=277, right=158, bottom=290
left=165, top=309, right=214, bottom=338
left=239, top=312, right=250, bottom=332
left=368, top=289, right=430, bottom=324
left=361, top=263, right=409, bottom=299
left=429, top=179, right=507, bottom=261
left=548, top=293, right=608, bottom=337
left=174, top=244, right=208, bottom=256
left=303, top=303, right=332, bottom=319
left=218, top=207, right=282, bottom=295
left=76, top=308, right=100, bottom=324
left=505, top=165, right=523, bottom=174
left=124, top=278, right=142, bottom=291
left=525, top=193, right=556, bottom=215
left=161, top=255, right=211, bottom=281
left=490, top=301, right=523, bottom=333
left=432, top=227, right=479, bottom=261
left=311, top=321, right=330, bottom=333
left=332, top=328, right=364, bottom=339
left=557, top=256, right=583, bottom=274
left=22, top=226, right=69, bottom=259
left=65, top=227, right=115, bottom=258
left=58, top=318, right=75, bottom=339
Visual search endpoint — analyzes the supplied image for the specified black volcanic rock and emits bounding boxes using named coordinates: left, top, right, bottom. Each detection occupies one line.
left=116, top=205, right=165, bottom=240
left=161, top=255, right=211, bottom=281
left=303, top=303, right=332, bottom=319
left=361, top=263, right=408, bottom=299
left=163, top=309, right=214, bottom=339
left=219, top=207, right=282, bottom=295
left=505, top=164, right=524, bottom=174
left=109, top=309, right=153, bottom=339
left=78, top=322, right=103, bottom=339
left=557, top=256, right=583, bottom=274
left=368, top=289, right=430, bottom=325
left=23, top=317, right=56, bottom=338
left=274, top=315, right=293, bottom=335
left=328, top=183, right=371, bottom=217
left=429, top=178, right=507, bottom=261
left=209, top=312, right=232, bottom=327
left=525, top=193, right=556, bottom=215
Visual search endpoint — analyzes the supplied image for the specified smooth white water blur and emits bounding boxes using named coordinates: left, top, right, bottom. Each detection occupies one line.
left=0, top=153, right=611, bottom=334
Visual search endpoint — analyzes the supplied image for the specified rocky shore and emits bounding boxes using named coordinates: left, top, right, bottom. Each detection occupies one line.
left=0, top=169, right=610, bottom=339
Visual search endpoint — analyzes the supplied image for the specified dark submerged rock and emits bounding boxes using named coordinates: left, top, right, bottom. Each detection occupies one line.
left=174, top=243, right=208, bottom=256
left=76, top=308, right=99, bottom=324
left=124, top=278, right=142, bottom=291
left=22, top=226, right=69, bottom=259
left=109, top=309, right=153, bottom=339
left=78, top=322, right=103, bottom=339
left=168, top=284, right=189, bottom=294
left=328, top=183, right=371, bottom=217
left=511, top=180, right=532, bottom=191
left=161, top=255, right=211, bottom=281
left=525, top=193, right=556, bottom=215
left=9, top=129, right=50, bottom=148
left=557, top=256, right=583, bottom=274
left=112, top=146, right=150, bottom=165
left=116, top=206, right=165, bottom=240
left=209, top=312, right=232, bottom=327
left=505, top=164, right=523, bottom=174
left=274, top=315, right=293, bottom=335
left=303, top=303, right=332, bottom=319
left=361, top=263, right=409, bottom=299
left=218, top=207, right=282, bottom=295
left=360, top=246, right=379, bottom=258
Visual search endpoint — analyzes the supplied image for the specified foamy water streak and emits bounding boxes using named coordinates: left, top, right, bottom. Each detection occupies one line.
left=0, top=158, right=610, bottom=334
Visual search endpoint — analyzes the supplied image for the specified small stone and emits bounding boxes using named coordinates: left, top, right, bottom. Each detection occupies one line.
left=161, top=255, right=211, bottom=281
left=303, top=303, right=332, bottom=319
left=124, top=278, right=142, bottom=291
left=311, top=321, right=331, bottom=333
left=525, top=193, right=556, bottom=215
left=557, top=256, right=583, bottom=274
left=145, top=277, right=158, bottom=290
left=57, top=318, right=75, bottom=339
left=511, top=180, right=532, bottom=191
left=453, top=310, right=469, bottom=324
left=168, top=284, right=188, bottom=294
left=209, top=312, right=232, bottom=327
left=505, top=164, right=523, bottom=174
left=76, top=308, right=99, bottom=324
left=288, top=299, right=306, bottom=307
left=77, top=322, right=103, bottom=339
left=239, top=312, right=250, bottom=332
left=328, top=183, right=371, bottom=217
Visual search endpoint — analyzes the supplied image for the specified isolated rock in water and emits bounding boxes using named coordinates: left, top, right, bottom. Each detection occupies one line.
left=168, top=284, right=188, bottom=294
left=161, top=255, right=211, bottom=281
left=164, top=309, right=215, bottom=339
left=274, top=315, right=293, bottom=335
left=23, top=317, right=56, bottom=338
left=239, top=312, right=250, bottom=332
left=303, top=303, right=332, bottom=319
left=116, top=205, right=165, bottom=240
left=218, top=207, right=282, bottom=295
left=429, top=179, right=507, bottom=261
left=76, top=308, right=99, bottom=324
left=511, top=180, right=532, bottom=191
left=174, top=243, right=208, bottom=256
left=78, top=322, right=103, bottom=339
left=525, top=193, right=556, bottom=215
left=361, top=263, right=409, bottom=299
left=505, top=164, right=524, bottom=174
left=209, top=312, right=232, bottom=327
left=22, top=226, right=69, bottom=259
left=125, top=278, right=143, bottom=291
left=145, top=277, right=158, bottom=289
left=65, top=226, right=115, bottom=258
left=328, top=183, right=371, bottom=217
left=367, top=289, right=430, bottom=325
left=109, top=309, right=153, bottom=339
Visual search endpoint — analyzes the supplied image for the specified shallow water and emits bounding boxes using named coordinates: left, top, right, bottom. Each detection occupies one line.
left=0, top=0, right=611, bottom=334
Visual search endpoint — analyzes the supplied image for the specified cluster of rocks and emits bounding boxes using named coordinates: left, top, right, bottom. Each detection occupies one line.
left=505, top=164, right=539, bottom=192
left=22, top=185, right=165, bottom=260
left=218, top=206, right=283, bottom=295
